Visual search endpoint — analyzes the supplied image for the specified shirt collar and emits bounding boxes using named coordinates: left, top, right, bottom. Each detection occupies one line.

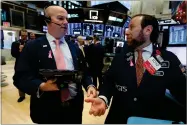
left=46, top=32, right=65, bottom=44
left=142, top=43, right=153, bottom=53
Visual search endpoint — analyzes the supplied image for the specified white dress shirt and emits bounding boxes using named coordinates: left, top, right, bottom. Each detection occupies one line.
left=99, top=43, right=153, bottom=106
left=134, top=43, right=153, bottom=63
left=46, top=32, right=74, bottom=70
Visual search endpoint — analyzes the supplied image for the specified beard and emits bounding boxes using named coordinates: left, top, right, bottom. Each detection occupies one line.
left=128, top=30, right=146, bottom=50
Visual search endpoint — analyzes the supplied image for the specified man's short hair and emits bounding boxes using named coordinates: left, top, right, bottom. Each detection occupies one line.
left=19, top=29, right=27, bottom=36
left=132, top=14, right=159, bottom=43
left=77, top=36, right=84, bottom=41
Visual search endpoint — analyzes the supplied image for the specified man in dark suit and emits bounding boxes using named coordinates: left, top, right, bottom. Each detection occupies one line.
left=11, top=29, right=28, bottom=102
left=87, top=35, right=105, bottom=88
left=13, top=5, right=97, bottom=124
left=85, top=14, right=186, bottom=123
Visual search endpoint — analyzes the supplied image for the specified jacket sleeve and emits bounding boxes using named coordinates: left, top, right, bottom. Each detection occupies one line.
left=13, top=41, right=43, bottom=95
left=11, top=41, right=20, bottom=58
left=167, top=52, right=186, bottom=107
left=98, top=54, right=117, bottom=105
left=76, top=46, right=94, bottom=91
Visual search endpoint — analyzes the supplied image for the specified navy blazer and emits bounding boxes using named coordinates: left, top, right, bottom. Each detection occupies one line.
left=99, top=45, right=186, bottom=123
left=13, top=36, right=93, bottom=95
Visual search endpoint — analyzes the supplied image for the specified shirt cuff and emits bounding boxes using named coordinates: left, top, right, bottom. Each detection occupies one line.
left=99, top=95, right=109, bottom=108
left=36, top=87, right=44, bottom=98
left=87, top=84, right=96, bottom=90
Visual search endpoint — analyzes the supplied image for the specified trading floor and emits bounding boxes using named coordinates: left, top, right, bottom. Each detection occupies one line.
left=1, top=61, right=108, bottom=124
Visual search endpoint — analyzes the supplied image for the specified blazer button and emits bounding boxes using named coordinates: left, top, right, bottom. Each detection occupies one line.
left=134, top=97, right=137, bottom=101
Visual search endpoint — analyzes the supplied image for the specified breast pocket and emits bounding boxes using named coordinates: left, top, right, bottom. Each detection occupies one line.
left=38, top=48, right=56, bottom=69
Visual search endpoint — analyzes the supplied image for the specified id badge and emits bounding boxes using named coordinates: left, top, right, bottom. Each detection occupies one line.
left=143, top=57, right=161, bottom=75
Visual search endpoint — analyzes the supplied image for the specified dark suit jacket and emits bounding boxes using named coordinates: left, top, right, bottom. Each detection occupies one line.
left=99, top=45, right=186, bottom=124
left=11, top=40, right=28, bottom=70
left=86, top=43, right=105, bottom=73
left=13, top=36, right=93, bottom=123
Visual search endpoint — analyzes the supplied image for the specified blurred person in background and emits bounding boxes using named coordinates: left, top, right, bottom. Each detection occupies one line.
left=11, top=28, right=28, bottom=102
left=77, top=36, right=85, bottom=57
left=87, top=35, right=105, bottom=89
left=85, top=36, right=93, bottom=46
left=29, top=32, right=36, bottom=41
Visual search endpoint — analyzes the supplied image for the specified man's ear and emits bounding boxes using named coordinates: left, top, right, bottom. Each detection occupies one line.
left=143, top=25, right=153, bottom=36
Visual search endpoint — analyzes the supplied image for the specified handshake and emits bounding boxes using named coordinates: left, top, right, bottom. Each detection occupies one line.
left=85, top=96, right=108, bottom=117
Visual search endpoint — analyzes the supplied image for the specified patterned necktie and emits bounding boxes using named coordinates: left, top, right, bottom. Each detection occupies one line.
left=53, top=40, right=66, bottom=70
left=136, top=50, right=144, bottom=86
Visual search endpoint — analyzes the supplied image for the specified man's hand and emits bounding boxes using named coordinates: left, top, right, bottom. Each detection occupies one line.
left=39, top=79, right=59, bottom=91
left=19, top=45, right=24, bottom=52
left=87, top=86, right=97, bottom=98
left=85, top=97, right=107, bottom=116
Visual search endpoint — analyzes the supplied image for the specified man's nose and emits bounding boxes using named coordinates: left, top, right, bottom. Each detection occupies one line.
left=64, top=19, right=68, bottom=24
left=125, top=29, right=130, bottom=36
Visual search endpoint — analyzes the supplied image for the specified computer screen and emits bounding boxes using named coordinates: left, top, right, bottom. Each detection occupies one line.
left=169, top=25, right=187, bottom=45
left=106, top=11, right=127, bottom=27
left=10, top=9, right=25, bottom=27
left=113, top=32, right=120, bottom=38
left=26, top=13, right=38, bottom=30
left=68, top=23, right=82, bottom=35
left=116, top=41, right=124, bottom=47
left=1, top=10, right=7, bottom=21
left=73, top=30, right=81, bottom=35
left=105, top=25, right=123, bottom=37
left=43, top=26, right=48, bottom=32
left=166, top=47, right=186, bottom=65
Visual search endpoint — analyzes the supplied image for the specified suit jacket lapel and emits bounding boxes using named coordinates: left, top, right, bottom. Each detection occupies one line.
left=39, top=36, right=57, bottom=69
left=125, top=47, right=137, bottom=88
left=66, top=41, right=78, bottom=70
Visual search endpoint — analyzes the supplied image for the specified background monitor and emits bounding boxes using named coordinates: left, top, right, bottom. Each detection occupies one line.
left=83, top=23, right=104, bottom=36
left=43, top=26, right=48, bottom=32
left=166, top=47, right=186, bottom=65
left=83, top=8, right=108, bottom=24
left=10, top=9, right=25, bottom=28
left=73, top=30, right=81, bottom=35
left=106, top=11, right=127, bottom=27
left=169, top=25, right=186, bottom=46
left=26, top=12, right=38, bottom=30
left=105, top=25, right=123, bottom=37
left=1, top=9, right=7, bottom=21
left=113, top=32, right=120, bottom=37
left=68, top=23, right=82, bottom=35
left=116, top=41, right=124, bottom=47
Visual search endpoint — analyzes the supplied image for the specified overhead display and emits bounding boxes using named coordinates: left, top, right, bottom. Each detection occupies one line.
left=169, top=25, right=186, bottom=45
left=105, top=25, right=123, bottom=37
left=67, top=9, right=83, bottom=23
left=83, top=8, right=108, bottom=24
left=106, top=11, right=127, bottom=27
